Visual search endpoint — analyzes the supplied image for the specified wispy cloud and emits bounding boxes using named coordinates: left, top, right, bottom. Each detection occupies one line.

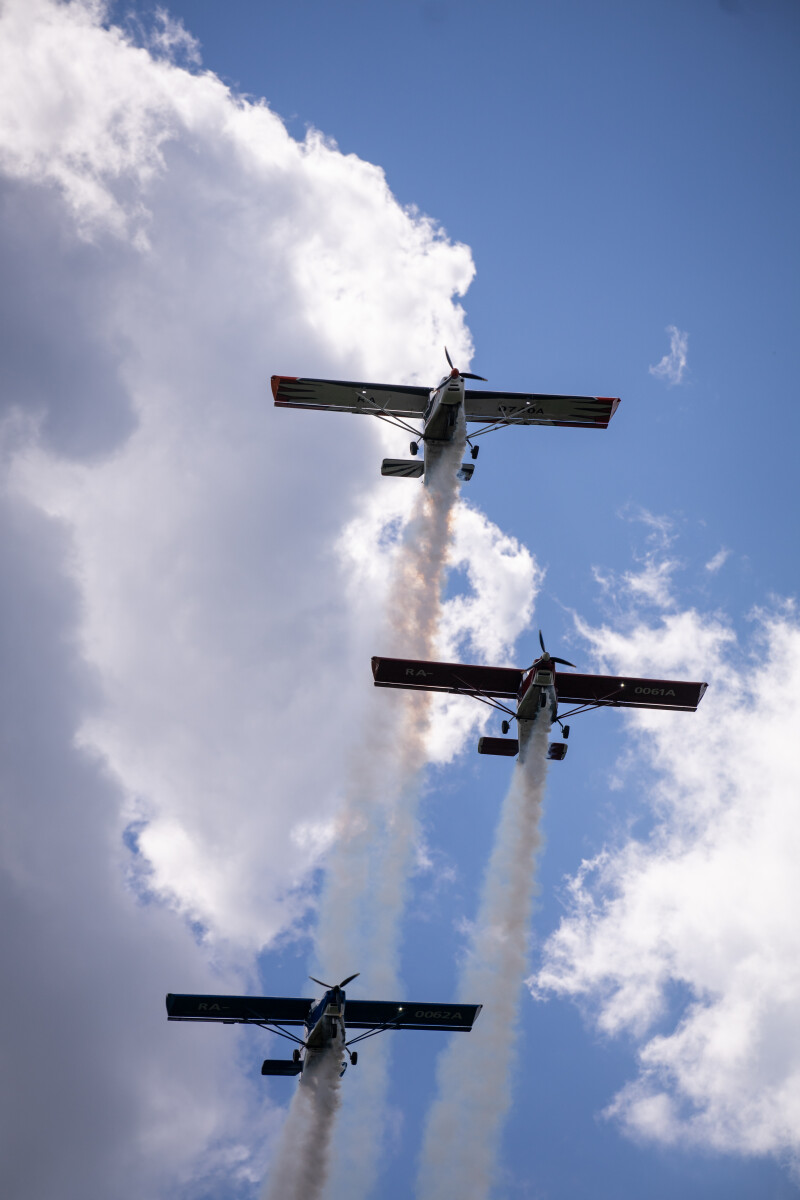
left=705, top=547, right=731, bottom=573
left=649, top=325, right=689, bottom=385
left=0, top=0, right=479, bottom=1195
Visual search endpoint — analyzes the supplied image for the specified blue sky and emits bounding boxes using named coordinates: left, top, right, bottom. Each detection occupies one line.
left=2, top=1, right=799, bottom=1198
left=157, top=0, right=800, bottom=604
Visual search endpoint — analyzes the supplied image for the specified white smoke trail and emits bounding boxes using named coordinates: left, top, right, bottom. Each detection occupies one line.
left=415, top=721, right=551, bottom=1200
left=262, top=1044, right=343, bottom=1200
left=310, top=416, right=468, bottom=1199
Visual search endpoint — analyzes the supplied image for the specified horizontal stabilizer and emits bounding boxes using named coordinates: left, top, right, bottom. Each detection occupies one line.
left=261, top=1059, right=303, bottom=1077
left=547, top=742, right=568, bottom=761
left=555, top=670, right=707, bottom=712
left=372, top=656, right=522, bottom=699
left=381, top=459, right=425, bottom=478
left=457, top=462, right=474, bottom=481
left=478, top=736, right=520, bottom=757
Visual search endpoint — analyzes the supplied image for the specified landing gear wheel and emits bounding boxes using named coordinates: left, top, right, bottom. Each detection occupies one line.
left=470, top=445, right=479, bottom=460
left=350, top=1051, right=358, bottom=1066
left=563, top=725, right=570, bottom=739
left=501, top=720, right=510, bottom=734
left=292, top=1048, right=301, bottom=1063
left=410, top=442, right=418, bottom=456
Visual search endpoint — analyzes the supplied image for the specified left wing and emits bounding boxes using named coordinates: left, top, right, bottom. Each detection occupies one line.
left=345, top=1000, right=482, bottom=1031
left=166, top=994, right=313, bottom=1025
left=465, top=389, right=620, bottom=428
left=372, top=656, right=521, bottom=698
left=272, top=376, right=429, bottom=417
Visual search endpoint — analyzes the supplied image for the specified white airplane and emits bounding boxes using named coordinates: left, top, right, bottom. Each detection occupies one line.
left=272, top=349, right=620, bottom=481
left=166, top=974, right=481, bottom=1080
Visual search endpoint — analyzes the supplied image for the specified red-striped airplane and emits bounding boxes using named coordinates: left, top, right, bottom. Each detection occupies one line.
left=272, top=349, right=620, bottom=482
left=372, top=631, right=707, bottom=762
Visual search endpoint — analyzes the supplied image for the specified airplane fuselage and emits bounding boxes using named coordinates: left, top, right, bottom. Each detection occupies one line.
left=423, top=369, right=466, bottom=444
left=301, top=987, right=347, bottom=1075
left=515, top=655, right=558, bottom=756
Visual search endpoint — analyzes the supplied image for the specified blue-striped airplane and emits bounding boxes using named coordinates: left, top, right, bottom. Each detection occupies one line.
left=167, top=974, right=481, bottom=1079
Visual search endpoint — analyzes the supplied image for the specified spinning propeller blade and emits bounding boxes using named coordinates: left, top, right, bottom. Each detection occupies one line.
left=443, top=346, right=487, bottom=382
left=309, top=972, right=361, bottom=991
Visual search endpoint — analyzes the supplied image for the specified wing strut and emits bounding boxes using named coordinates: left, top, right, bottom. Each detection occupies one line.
left=344, top=1014, right=410, bottom=1048
left=447, top=670, right=518, bottom=719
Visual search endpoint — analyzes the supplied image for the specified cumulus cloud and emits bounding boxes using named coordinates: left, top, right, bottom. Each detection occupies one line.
left=0, top=1, right=500, bottom=1196
left=533, top=540, right=800, bottom=1169
left=649, top=325, right=689, bottom=385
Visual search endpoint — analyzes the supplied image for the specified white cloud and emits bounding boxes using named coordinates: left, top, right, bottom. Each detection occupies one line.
left=335, top=497, right=541, bottom=766
left=649, top=325, right=689, bottom=385
left=142, top=7, right=202, bottom=65
left=706, top=547, right=731, bottom=573
left=0, top=2, right=499, bottom=1196
left=533, top=587, right=800, bottom=1169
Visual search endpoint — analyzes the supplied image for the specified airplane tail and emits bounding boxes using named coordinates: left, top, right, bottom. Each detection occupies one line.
left=261, top=1059, right=303, bottom=1076
left=381, top=459, right=425, bottom=478
left=478, top=736, right=567, bottom=761
left=380, top=459, right=474, bottom=480
left=478, top=736, right=519, bottom=757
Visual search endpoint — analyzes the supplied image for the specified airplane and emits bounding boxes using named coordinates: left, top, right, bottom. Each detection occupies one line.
left=166, top=973, right=482, bottom=1079
left=371, top=631, right=708, bottom=762
left=272, top=349, right=620, bottom=482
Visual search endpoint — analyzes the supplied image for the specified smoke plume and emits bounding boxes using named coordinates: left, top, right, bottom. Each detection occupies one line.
left=310, top=417, right=468, bottom=1198
left=416, top=720, right=551, bottom=1200
left=262, top=1044, right=343, bottom=1200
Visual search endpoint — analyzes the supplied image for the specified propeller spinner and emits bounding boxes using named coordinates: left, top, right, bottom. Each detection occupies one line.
left=444, top=345, right=487, bottom=382
left=537, top=629, right=576, bottom=669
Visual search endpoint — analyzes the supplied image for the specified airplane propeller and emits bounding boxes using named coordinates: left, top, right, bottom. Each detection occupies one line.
left=309, top=973, right=360, bottom=991
left=444, top=346, right=487, bottom=382
left=536, top=629, right=576, bottom=669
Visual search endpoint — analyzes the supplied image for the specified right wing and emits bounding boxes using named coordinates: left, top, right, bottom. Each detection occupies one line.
left=371, top=656, right=522, bottom=699
left=345, top=1000, right=482, bottom=1031
left=166, top=994, right=313, bottom=1025
left=272, top=376, right=429, bottom=417
left=465, top=389, right=620, bottom=428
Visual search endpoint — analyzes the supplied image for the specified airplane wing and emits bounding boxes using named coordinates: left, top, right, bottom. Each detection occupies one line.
left=464, top=389, right=620, bottom=428
left=555, top=671, right=707, bottom=712
left=371, top=656, right=522, bottom=699
left=272, top=376, right=429, bottom=417
left=345, top=1000, right=482, bottom=1031
left=166, top=994, right=313, bottom=1025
